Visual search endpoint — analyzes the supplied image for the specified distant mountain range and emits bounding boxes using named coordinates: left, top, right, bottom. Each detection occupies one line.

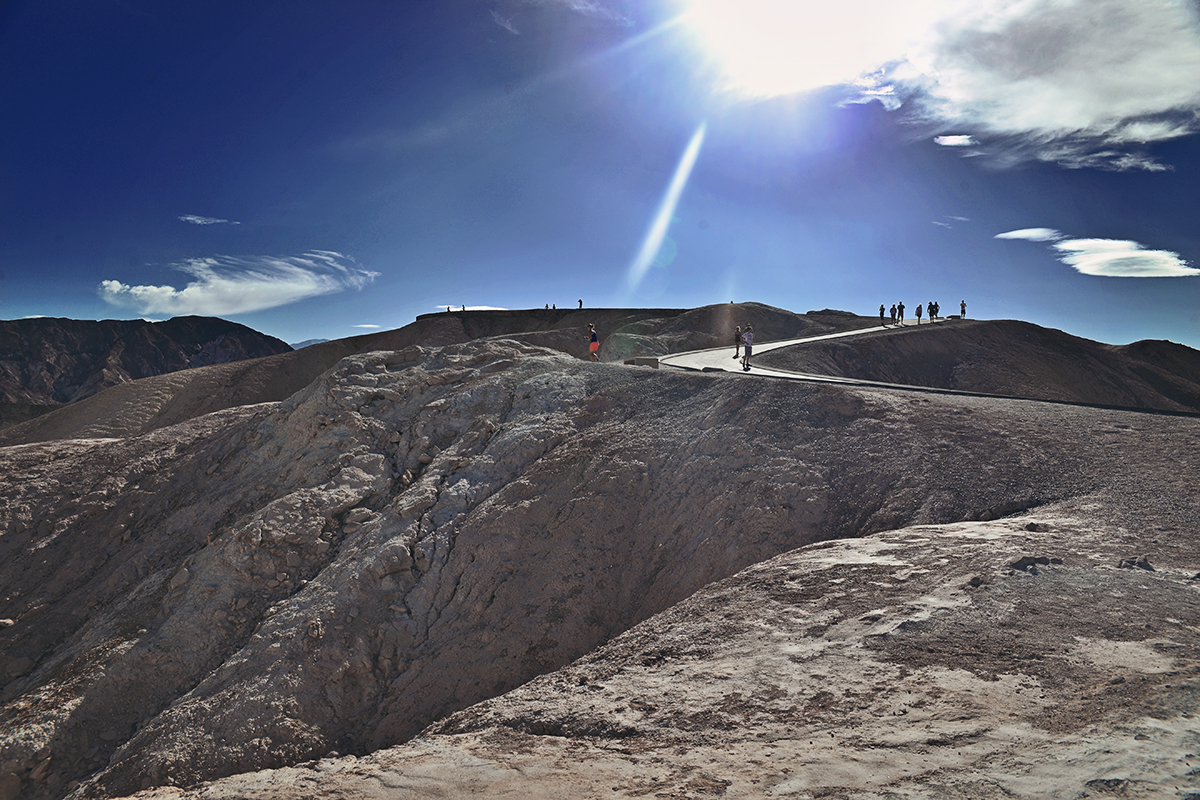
left=0, top=316, right=291, bottom=422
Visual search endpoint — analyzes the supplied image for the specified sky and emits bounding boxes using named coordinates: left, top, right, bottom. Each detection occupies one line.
left=2, top=0, right=1200, bottom=349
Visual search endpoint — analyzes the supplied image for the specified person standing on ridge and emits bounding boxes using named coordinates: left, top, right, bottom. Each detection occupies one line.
left=897, top=301, right=905, bottom=325
left=915, top=303, right=923, bottom=325
left=961, top=299, right=967, bottom=318
left=890, top=304, right=897, bottom=325
left=733, top=325, right=742, bottom=359
left=879, top=304, right=886, bottom=326
left=578, top=299, right=582, bottom=309
left=741, top=325, right=754, bottom=371
left=587, top=323, right=599, bottom=361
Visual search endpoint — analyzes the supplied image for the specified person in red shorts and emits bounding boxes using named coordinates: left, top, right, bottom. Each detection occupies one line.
left=588, top=323, right=599, bottom=361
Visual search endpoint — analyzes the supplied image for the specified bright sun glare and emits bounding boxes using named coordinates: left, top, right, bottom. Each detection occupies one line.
left=680, top=0, right=950, bottom=98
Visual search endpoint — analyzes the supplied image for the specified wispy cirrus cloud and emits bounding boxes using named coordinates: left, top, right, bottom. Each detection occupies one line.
left=996, top=228, right=1199, bottom=277
left=99, top=251, right=380, bottom=315
left=489, top=0, right=634, bottom=34
left=492, top=10, right=520, bottom=34
left=179, top=214, right=240, bottom=226
left=531, top=0, right=634, bottom=26
left=995, top=228, right=1065, bottom=242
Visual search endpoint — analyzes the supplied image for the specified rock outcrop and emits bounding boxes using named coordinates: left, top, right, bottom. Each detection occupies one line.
left=154, top=507, right=1200, bottom=800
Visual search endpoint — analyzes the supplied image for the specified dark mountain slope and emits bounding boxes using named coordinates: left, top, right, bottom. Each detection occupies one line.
left=0, top=316, right=292, bottom=406
left=756, top=318, right=1200, bottom=413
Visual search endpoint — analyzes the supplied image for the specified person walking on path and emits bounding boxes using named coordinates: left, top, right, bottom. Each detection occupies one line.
left=897, top=301, right=905, bottom=325
left=880, top=304, right=886, bottom=326
left=915, top=303, right=923, bottom=325
left=587, top=323, right=599, bottom=361
left=578, top=299, right=583, bottom=309
left=741, top=325, right=754, bottom=371
left=733, top=326, right=742, bottom=359
left=961, top=299, right=966, bottom=318
left=890, top=304, right=897, bottom=325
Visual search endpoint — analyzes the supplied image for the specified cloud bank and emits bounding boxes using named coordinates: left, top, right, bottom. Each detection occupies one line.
left=995, top=228, right=1198, bottom=277
left=685, top=0, right=1200, bottom=169
left=99, top=252, right=380, bottom=315
left=893, top=0, right=1200, bottom=169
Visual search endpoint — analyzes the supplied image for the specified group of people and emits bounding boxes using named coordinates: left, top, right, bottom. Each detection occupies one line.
left=732, top=325, right=754, bottom=371
left=880, top=299, right=966, bottom=326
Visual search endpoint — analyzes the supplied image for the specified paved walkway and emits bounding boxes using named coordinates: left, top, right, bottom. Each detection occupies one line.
left=657, top=320, right=944, bottom=391
left=656, top=319, right=1200, bottom=417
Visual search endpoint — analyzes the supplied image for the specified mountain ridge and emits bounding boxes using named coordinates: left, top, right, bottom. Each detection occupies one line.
left=0, top=316, right=292, bottom=410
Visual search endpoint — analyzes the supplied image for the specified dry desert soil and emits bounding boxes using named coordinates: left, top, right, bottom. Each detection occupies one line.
left=2, top=303, right=1199, bottom=800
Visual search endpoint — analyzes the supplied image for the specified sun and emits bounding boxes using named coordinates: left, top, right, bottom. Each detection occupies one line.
left=677, top=0, right=946, bottom=99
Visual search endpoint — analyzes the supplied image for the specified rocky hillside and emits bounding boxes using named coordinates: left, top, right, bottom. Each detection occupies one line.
left=1, top=305, right=1199, bottom=800
left=0, top=304, right=876, bottom=447
left=0, top=316, right=292, bottom=411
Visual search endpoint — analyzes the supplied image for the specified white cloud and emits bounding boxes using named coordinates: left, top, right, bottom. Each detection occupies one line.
left=352, top=324, right=382, bottom=329
left=99, top=252, right=380, bottom=315
left=1052, top=238, right=1199, bottom=277
left=895, top=0, right=1200, bottom=169
left=996, top=228, right=1198, bottom=276
left=934, top=134, right=977, bottom=146
left=995, top=228, right=1065, bottom=242
left=683, top=0, right=1200, bottom=169
left=179, top=214, right=240, bottom=225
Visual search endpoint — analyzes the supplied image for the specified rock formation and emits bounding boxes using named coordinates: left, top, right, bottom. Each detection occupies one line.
left=1, top=305, right=1198, bottom=800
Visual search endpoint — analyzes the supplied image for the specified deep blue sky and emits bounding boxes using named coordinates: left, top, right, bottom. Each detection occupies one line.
left=3, top=0, right=1199, bottom=348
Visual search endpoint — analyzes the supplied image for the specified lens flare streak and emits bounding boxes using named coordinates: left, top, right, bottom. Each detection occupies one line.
left=626, top=122, right=707, bottom=291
